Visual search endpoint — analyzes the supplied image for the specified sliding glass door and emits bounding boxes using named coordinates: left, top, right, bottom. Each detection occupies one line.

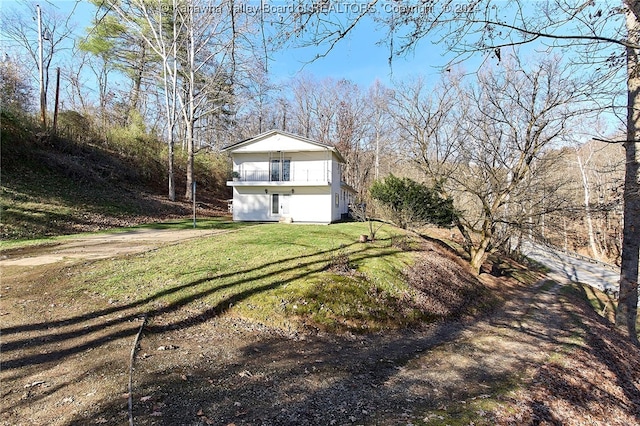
left=270, top=158, right=290, bottom=181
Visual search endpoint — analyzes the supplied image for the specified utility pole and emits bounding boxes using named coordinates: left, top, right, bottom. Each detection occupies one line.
left=36, top=4, right=46, bottom=129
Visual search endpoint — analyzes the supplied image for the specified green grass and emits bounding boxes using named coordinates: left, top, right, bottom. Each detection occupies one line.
left=1, top=172, right=157, bottom=240
left=537, top=279, right=557, bottom=292
left=67, top=222, right=429, bottom=332
left=0, top=218, right=250, bottom=251
left=418, top=398, right=506, bottom=426
left=1, top=178, right=90, bottom=240
left=111, top=217, right=249, bottom=231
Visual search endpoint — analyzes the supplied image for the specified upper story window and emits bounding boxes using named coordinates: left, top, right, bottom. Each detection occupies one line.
left=270, top=158, right=290, bottom=181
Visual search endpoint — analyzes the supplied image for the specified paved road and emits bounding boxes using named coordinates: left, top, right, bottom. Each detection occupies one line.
left=521, top=240, right=622, bottom=295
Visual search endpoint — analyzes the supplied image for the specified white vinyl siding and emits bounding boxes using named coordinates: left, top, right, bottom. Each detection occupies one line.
left=232, top=186, right=332, bottom=223
left=225, top=131, right=352, bottom=223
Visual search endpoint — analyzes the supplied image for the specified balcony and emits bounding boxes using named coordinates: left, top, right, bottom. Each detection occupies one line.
left=229, top=168, right=330, bottom=186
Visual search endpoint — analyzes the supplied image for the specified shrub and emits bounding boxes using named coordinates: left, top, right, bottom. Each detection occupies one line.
left=57, top=111, right=99, bottom=144
left=370, top=174, right=457, bottom=229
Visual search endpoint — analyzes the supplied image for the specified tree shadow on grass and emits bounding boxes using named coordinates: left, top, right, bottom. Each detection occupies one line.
left=2, top=240, right=361, bottom=337
left=62, top=293, right=552, bottom=426
left=7, top=236, right=638, bottom=426
left=65, top=276, right=636, bottom=426
left=2, top=234, right=493, bottom=424
left=2, top=241, right=375, bottom=368
left=2, top=240, right=392, bottom=422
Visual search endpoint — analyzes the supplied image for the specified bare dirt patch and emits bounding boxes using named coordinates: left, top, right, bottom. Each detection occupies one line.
left=1, top=233, right=638, bottom=426
left=0, top=228, right=226, bottom=266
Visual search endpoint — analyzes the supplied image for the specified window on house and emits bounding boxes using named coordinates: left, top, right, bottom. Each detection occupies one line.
left=335, top=193, right=339, bottom=207
left=270, top=159, right=280, bottom=181
left=283, top=159, right=291, bottom=181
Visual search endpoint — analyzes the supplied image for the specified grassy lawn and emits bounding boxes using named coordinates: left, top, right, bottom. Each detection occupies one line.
left=126, top=217, right=245, bottom=230
left=5, top=221, right=638, bottom=425
left=66, top=222, right=434, bottom=333
left=0, top=217, right=249, bottom=252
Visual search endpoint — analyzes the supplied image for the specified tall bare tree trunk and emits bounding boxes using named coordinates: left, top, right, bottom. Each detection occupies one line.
left=185, top=118, right=194, bottom=200
left=577, top=154, right=601, bottom=259
left=163, top=0, right=178, bottom=202
left=127, top=41, right=146, bottom=124
left=184, top=5, right=196, bottom=202
left=616, top=1, right=640, bottom=342
left=168, top=136, right=175, bottom=201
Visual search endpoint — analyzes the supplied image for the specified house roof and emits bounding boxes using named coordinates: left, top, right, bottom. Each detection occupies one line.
left=221, top=129, right=346, bottom=163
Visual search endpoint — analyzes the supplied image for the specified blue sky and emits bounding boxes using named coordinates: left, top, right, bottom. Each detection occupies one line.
left=1, top=0, right=471, bottom=90
left=0, top=0, right=624, bottom=132
left=268, top=17, right=459, bottom=88
left=266, top=13, right=454, bottom=86
left=262, top=2, right=486, bottom=87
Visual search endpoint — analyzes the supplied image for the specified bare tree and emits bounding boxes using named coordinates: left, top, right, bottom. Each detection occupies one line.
left=391, top=57, right=585, bottom=272
left=0, top=58, right=34, bottom=114
left=290, top=73, right=316, bottom=138
left=286, top=75, right=374, bottom=194
left=389, top=73, right=461, bottom=184
left=368, top=79, right=395, bottom=180
left=1, top=2, right=76, bottom=128
left=60, top=49, right=93, bottom=118
left=281, top=0, right=639, bottom=340
left=549, top=139, right=626, bottom=263
left=332, top=80, right=372, bottom=197
left=100, top=0, right=255, bottom=201
left=576, top=142, right=603, bottom=259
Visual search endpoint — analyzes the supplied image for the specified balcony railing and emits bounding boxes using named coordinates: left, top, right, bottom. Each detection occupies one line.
left=240, top=170, right=270, bottom=181
left=234, top=168, right=328, bottom=182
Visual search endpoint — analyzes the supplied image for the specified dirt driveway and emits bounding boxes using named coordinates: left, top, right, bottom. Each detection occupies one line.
left=1, top=230, right=639, bottom=426
left=0, top=228, right=226, bottom=267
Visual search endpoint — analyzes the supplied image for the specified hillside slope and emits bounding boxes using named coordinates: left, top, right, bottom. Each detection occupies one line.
left=1, top=113, right=229, bottom=240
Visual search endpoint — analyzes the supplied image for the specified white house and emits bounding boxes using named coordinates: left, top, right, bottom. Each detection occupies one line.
left=222, top=130, right=356, bottom=223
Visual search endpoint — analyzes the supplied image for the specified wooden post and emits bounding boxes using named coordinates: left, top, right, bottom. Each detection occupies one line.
left=52, top=67, right=60, bottom=135
left=192, top=181, right=197, bottom=228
